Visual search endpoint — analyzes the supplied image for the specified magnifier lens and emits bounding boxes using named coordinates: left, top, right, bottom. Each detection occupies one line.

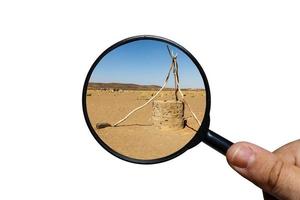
left=85, top=38, right=207, bottom=161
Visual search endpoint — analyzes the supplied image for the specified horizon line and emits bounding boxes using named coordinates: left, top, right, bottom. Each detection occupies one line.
left=88, top=81, right=205, bottom=90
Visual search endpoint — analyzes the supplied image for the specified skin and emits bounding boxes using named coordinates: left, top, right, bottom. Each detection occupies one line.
left=226, top=140, right=300, bottom=200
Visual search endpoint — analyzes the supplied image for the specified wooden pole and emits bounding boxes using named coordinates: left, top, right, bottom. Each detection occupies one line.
left=172, top=58, right=179, bottom=101
left=172, top=59, right=178, bottom=101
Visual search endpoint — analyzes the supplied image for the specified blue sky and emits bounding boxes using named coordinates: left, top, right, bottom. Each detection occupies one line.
left=89, top=39, right=205, bottom=89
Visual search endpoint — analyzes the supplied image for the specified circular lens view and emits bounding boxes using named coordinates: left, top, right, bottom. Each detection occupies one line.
left=85, top=39, right=206, bottom=160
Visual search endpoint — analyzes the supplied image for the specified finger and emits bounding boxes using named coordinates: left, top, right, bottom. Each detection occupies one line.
left=273, top=140, right=300, bottom=166
left=226, top=142, right=300, bottom=200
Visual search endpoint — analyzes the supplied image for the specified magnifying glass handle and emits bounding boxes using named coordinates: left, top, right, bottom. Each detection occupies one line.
left=203, top=130, right=233, bottom=155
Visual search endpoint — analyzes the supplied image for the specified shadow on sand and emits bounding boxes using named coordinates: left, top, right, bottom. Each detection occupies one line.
left=116, top=123, right=153, bottom=127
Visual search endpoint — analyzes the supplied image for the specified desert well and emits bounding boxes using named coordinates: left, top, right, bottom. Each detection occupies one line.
left=95, top=45, right=201, bottom=130
left=152, top=100, right=184, bottom=130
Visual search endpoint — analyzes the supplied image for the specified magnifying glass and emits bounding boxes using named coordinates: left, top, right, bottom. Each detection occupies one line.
left=82, top=35, right=233, bottom=164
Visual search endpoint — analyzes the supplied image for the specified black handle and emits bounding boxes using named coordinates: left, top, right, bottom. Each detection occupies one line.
left=202, top=130, right=233, bottom=155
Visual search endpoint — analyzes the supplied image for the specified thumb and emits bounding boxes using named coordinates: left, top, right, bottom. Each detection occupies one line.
left=226, top=142, right=300, bottom=200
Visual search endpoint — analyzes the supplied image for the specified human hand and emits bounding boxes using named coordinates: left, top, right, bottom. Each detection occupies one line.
left=226, top=140, right=300, bottom=200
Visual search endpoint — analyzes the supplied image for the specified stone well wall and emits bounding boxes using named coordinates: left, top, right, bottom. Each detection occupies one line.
left=152, top=100, right=184, bottom=130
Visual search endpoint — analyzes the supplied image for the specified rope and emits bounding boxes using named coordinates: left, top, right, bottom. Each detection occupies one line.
left=173, top=60, right=201, bottom=125
left=112, top=60, right=174, bottom=127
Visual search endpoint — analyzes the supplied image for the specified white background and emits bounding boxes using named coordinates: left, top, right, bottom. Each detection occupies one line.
left=1, top=1, right=300, bottom=199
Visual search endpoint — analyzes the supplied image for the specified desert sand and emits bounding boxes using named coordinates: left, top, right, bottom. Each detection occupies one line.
left=86, top=89, right=206, bottom=160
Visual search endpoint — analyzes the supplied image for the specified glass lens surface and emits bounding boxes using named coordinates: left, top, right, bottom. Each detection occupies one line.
left=84, top=38, right=206, bottom=160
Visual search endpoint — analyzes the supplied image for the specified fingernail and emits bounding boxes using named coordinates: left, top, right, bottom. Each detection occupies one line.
left=229, top=145, right=255, bottom=168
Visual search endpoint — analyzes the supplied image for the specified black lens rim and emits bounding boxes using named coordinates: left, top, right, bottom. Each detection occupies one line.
left=82, top=35, right=211, bottom=164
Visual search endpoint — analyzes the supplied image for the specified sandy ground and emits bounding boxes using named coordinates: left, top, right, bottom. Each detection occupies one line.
left=86, top=90, right=206, bottom=160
